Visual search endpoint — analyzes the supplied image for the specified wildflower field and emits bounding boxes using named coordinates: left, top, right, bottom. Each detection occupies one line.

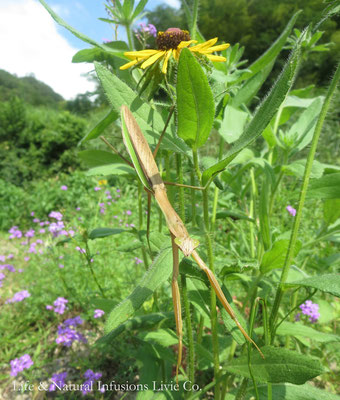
left=1, top=0, right=340, bottom=399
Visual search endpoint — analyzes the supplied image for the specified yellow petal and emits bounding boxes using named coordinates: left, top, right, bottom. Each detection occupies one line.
left=202, top=43, right=230, bottom=53
left=206, top=54, right=227, bottom=62
left=124, top=49, right=159, bottom=58
left=141, top=51, right=166, bottom=69
left=173, top=48, right=180, bottom=61
left=120, top=59, right=138, bottom=70
left=162, top=49, right=172, bottom=74
left=177, top=40, right=198, bottom=49
left=190, top=38, right=218, bottom=51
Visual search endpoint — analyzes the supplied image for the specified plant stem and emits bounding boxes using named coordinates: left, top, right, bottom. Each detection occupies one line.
left=269, top=62, right=340, bottom=335
left=190, top=170, right=196, bottom=227
left=190, top=0, right=199, bottom=39
left=203, top=188, right=220, bottom=399
left=211, top=137, right=224, bottom=229
left=176, top=154, right=185, bottom=221
left=181, top=275, right=195, bottom=384
left=247, top=299, right=259, bottom=400
left=176, top=153, right=195, bottom=384
left=193, top=148, right=202, bottom=181
left=125, top=23, right=134, bottom=50
left=84, top=242, right=106, bottom=298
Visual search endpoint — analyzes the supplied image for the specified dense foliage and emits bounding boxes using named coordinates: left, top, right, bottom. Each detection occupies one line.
left=1, top=0, right=340, bottom=399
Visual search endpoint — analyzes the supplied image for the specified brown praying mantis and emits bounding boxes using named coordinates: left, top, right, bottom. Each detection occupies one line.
left=102, top=105, right=264, bottom=380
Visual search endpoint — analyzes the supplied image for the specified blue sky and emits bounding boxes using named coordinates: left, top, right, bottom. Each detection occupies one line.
left=50, top=0, right=180, bottom=49
left=0, top=0, right=180, bottom=99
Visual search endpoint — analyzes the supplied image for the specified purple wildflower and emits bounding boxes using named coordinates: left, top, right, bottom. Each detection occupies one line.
left=10, top=354, right=33, bottom=376
left=64, top=316, right=83, bottom=327
left=76, top=246, right=86, bottom=254
left=59, top=264, right=64, bottom=268
left=53, top=297, right=68, bottom=314
left=134, top=257, right=143, bottom=265
left=94, top=186, right=101, bottom=191
left=298, top=300, right=320, bottom=323
left=9, top=226, right=22, bottom=239
left=61, top=185, right=68, bottom=191
left=286, top=205, right=297, bottom=216
left=94, top=309, right=105, bottom=319
left=81, top=370, right=103, bottom=395
left=7, top=254, right=14, bottom=259
left=126, top=210, right=132, bottom=216
left=39, top=228, right=46, bottom=234
left=0, top=255, right=5, bottom=262
left=24, top=256, right=30, bottom=262
left=49, top=371, right=68, bottom=391
left=25, top=229, right=35, bottom=238
left=49, top=211, right=63, bottom=221
left=49, top=221, right=65, bottom=237
left=6, top=290, right=30, bottom=303
left=33, top=218, right=40, bottom=223
left=56, top=321, right=87, bottom=347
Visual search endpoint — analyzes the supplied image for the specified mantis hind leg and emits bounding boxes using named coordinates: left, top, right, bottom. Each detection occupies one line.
left=191, top=250, right=264, bottom=359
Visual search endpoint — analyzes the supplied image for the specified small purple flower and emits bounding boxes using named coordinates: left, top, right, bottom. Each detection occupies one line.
left=0, top=255, right=5, bottom=262
left=46, top=305, right=53, bottom=310
left=61, top=185, right=68, bottom=191
left=76, top=246, right=86, bottom=254
left=134, top=257, right=143, bottom=265
left=126, top=210, right=132, bottom=216
left=76, top=207, right=81, bottom=211
left=7, top=254, right=14, bottom=259
left=94, top=309, right=105, bottom=319
left=64, top=316, right=83, bottom=327
left=94, top=186, right=101, bottom=191
left=24, top=256, right=30, bottom=262
left=286, top=205, right=297, bottom=217
left=49, top=211, right=63, bottom=221
left=53, top=297, right=68, bottom=314
left=10, top=354, right=33, bottom=376
left=1, top=264, right=15, bottom=272
left=25, top=229, right=35, bottom=238
left=31, top=212, right=35, bottom=216
left=39, top=229, right=46, bottom=234
left=299, top=300, right=320, bottom=323
left=56, top=320, right=87, bottom=347
left=6, top=290, right=31, bottom=303
left=33, top=218, right=40, bottom=223
left=49, top=371, right=67, bottom=391
left=81, top=370, right=103, bottom=395
left=59, top=264, right=64, bottom=268
left=9, top=226, right=22, bottom=239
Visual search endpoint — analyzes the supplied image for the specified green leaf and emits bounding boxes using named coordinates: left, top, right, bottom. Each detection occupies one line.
left=285, top=274, right=340, bottom=297
left=286, top=97, right=324, bottom=152
left=90, top=298, right=118, bottom=313
left=105, top=246, right=173, bottom=334
left=202, top=33, right=302, bottom=186
left=324, top=199, right=340, bottom=224
left=139, top=328, right=178, bottom=347
left=231, top=61, right=275, bottom=107
left=261, top=240, right=301, bottom=274
left=86, top=164, right=136, bottom=177
left=132, top=0, right=148, bottom=20
left=215, top=210, right=255, bottom=223
left=78, top=150, right=121, bottom=167
left=224, top=346, right=323, bottom=384
left=220, top=106, right=249, bottom=144
left=97, top=312, right=173, bottom=344
left=284, top=159, right=325, bottom=179
left=72, top=42, right=128, bottom=63
left=176, top=48, right=215, bottom=149
left=307, top=173, right=340, bottom=199
left=80, top=110, right=118, bottom=143
left=89, top=228, right=126, bottom=239
left=39, top=0, right=110, bottom=50
left=226, top=383, right=340, bottom=400
left=274, top=322, right=340, bottom=343
left=94, top=62, right=189, bottom=155
left=236, top=11, right=301, bottom=82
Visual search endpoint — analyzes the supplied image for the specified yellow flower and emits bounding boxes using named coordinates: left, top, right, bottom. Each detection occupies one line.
left=120, top=28, right=230, bottom=74
left=98, top=179, right=107, bottom=186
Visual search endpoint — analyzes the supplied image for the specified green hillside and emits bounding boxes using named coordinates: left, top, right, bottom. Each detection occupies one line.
left=0, top=69, right=64, bottom=107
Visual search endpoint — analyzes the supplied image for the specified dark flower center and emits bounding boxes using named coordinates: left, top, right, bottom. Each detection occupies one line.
left=156, top=28, right=191, bottom=50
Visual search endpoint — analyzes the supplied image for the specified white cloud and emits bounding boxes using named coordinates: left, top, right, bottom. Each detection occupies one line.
left=163, top=0, right=181, bottom=8
left=0, top=0, right=95, bottom=100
